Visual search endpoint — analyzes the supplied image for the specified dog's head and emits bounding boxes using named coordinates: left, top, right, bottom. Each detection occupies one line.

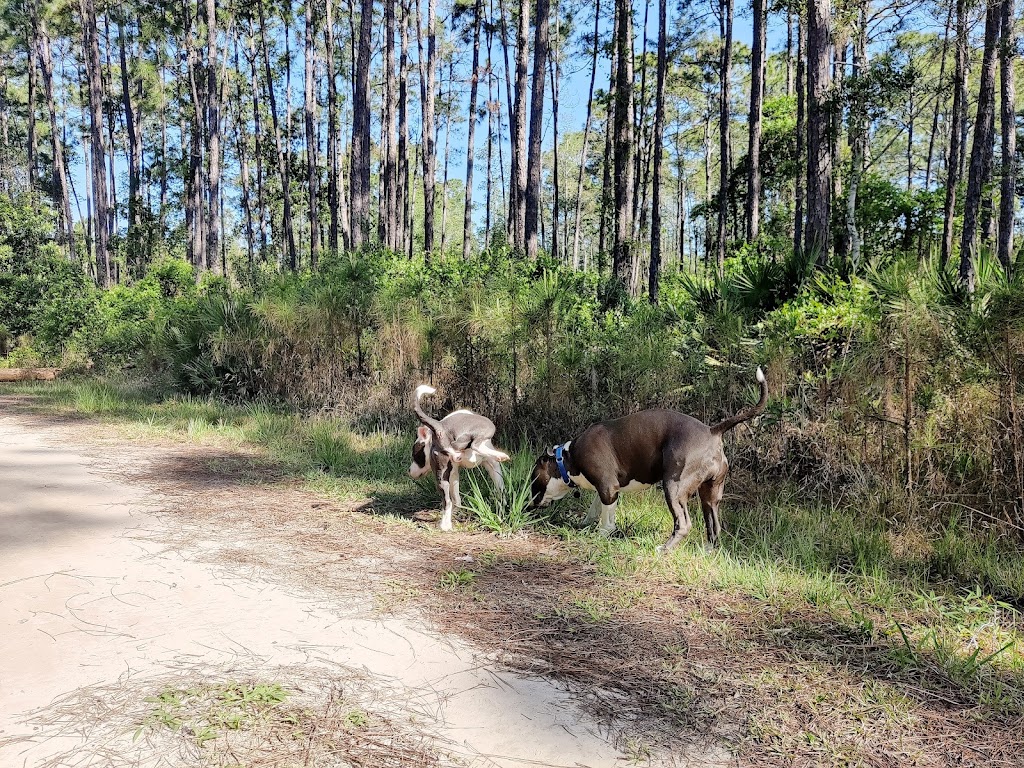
left=529, top=447, right=573, bottom=508
left=409, top=426, right=434, bottom=479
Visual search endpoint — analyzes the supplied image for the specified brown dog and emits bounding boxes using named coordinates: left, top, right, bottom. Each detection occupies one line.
left=529, top=368, right=768, bottom=552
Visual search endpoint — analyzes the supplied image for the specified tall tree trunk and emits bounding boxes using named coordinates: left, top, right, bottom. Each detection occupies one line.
left=525, top=0, right=551, bottom=260
left=258, top=0, right=298, bottom=269
left=26, top=5, right=39, bottom=192
left=36, top=14, right=73, bottom=255
left=599, top=6, right=618, bottom=269
left=845, top=2, right=867, bottom=272
left=462, top=0, right=482, bottom=259
left=960, top=0, right=999, bottom=291
left=234, top=43, right=256, bottom=274
left=746, top=0, right=766, bottom=242
left=440, top=59, right=454, bottom=252
left=511, top=0, right=530, bottom=250
left=205, top=0, right=221, bottom=274
left=485, top=2, right=495, bottom=249
left=351, top=0, right=373, bottom=248
left=384, top=0, right=399, bottom=251
left=325, top=0, right=340, bottom=253
left=998, top=0, right=1016, bottom=275
left=117, top=17, right=143, bottom=270
left=716, top=0, right=734, bottom=276
left=795, top=12, right=805, bottom=257
left=924, top=2, right=954, bottom=194
left=941, top=0, right=967, bottom=269
left=416, top=0, right=438, bottom=256
left=305, top=0, right=320, bottom=266
left=572, top=0, right=601, bottom=269
left=247, top=37, right=268, bottom=256
left=806, top=0, right=832, bottom=265
left=549, top=1, right=561, bottom=263
left=612, top=0, right=635, bottom=291
left=649, top=0, right=667, bottom=301
left=399, top=0, right=411, bottom=253
left=786, top=10, right=794, bottom=96
left=79, top=0, right=110, bottom=286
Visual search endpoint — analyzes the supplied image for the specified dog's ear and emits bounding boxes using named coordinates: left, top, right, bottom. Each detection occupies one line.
left=417, top=425, right=431, bottom=441
left=545, top=446, right=556, bottom=457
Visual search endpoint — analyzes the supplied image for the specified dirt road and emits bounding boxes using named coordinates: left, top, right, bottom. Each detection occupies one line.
left=0, top=410, right=635, bottom=767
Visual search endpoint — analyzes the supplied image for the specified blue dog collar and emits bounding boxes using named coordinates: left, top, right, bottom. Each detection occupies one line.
left=554, top=444, right=576, bottom=487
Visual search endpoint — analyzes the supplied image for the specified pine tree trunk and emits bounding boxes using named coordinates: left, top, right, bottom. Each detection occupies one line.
left=941, top=0, right=967, bottom=269
left=612, top=0, right=635, bottom=292
left=235, top=42, right=256, bottom=274
left=716, top=0, right=734, bottom=277
left=79, top=0, right=111, bottom=286
left=572, top=0, right=600, bottom=269
left=746, top=0, right=766, bottom=242
left=960, top=0, right=999, bottom=290
left=36, top=15, right=74, bottom=256
left=441, top=59, right=454, bottom=253
left=925, top=2, right=954, bottom=194
left=416, top=0, right=438, bottom=256
left=845, top=3, right=867, bottom=272
left=525, top=0, right=551, bottom=261
left=806, top=0, right=832, bottom=265
left=205, top=0, right=221, bottom=274
left=399, top=0, right=411, bottom=253
left=384, top=0, right=399, bottom=251
left=26, top=4, right=39, bottom=192
left=305, top=0, right=320, bottom=266
left=117, top=18, right=142, bottom=271
left=511, top=0, right=530, bottom=251
left=549, top=4, right=561, bottom=263
left=351, top=0, right=373, bottom=248
left=599, top=7, right=618, bottom=269
left=325, top=0, right=340, bottom=253
left=998, top=0, right=1017, bottom=274
left=462, top=0, right=482, bottom=259
left=649, top=0, right=667, bottom=302
left=795, top=12, right=805, bottom=257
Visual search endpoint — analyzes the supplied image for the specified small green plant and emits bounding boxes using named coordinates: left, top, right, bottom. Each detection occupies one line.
left=439, top=568, right=476, bottom=590
left=462, top=450, right=542, bottom=535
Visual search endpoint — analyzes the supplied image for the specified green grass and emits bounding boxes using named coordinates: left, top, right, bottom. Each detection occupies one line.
left=8, top=375, right=1024, bottom=713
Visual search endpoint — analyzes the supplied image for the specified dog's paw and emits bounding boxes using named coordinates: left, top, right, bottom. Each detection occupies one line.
left=598, top=526, right=616, bottom=538
left=439, top=519, right=454, bottom=532
left=654, top=544, right=665, bottom=555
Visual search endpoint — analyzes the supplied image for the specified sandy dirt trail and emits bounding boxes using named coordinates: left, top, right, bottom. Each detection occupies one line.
left=0, top=411, right=629, bottom=767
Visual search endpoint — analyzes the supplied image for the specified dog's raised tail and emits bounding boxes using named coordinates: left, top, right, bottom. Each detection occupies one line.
left=412, top=384, right=459, bottom=457
left=709, top=367, right=768, bottom=436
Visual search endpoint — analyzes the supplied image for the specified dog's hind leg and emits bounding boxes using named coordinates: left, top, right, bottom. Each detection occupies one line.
left=476, top=439, right=511, bottom=462
left=438, top=463, right=457, bottom=532
left=698, top=471, right=727, bottom=548
left=484, top=457, right=505, bottom=493
left=657, top=476, right=701, bottom=553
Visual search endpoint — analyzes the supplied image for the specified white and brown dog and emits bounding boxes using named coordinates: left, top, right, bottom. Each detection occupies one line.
left=409, top=385, right=511, bottom=531
left=530, top=368, right=768, bottom=552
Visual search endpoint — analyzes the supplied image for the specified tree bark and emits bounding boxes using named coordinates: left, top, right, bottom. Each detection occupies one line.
left=746, top=0, right=766, bottom=242
left=941, top=0, right=967, bottom=269
left=325, top=0, right=340, bottom=252
left=116, top=16, right=143, bottom=270
left=716, top=0, right=734, bottom=276
left=998, top=0, right=1016, bottom=274
left=462, top=0, right=482, bottom=258
left=525, top=0, right=551, bottom=260
left=806, top=0, right=832, bottom=265
left=79, top=0, right=111, bottom=286
left=305, top=0, right=320, bottom=266
left=960, top=0, right=999, bottom=291
left=511, top=0, right=530, bottom=251
left=572, top=0, right=601, bottom=269
left=399, top=0, right=411, bottom=253
left=612, top=0, right=635, bottom=292
left=351, top=0, right=373, bottom=248
left=416, top=0, right=438, bottom=256
left=205, top=0, right=221, bottom=273
left=795, top=12, right=805, bottom=258
left=649, top=0, right=667, bottom=301
left=258, top=0, right=298, bottom=269
left=36, top=12, right=73, bottom=255
left=384, top=0, right=400, bottom=251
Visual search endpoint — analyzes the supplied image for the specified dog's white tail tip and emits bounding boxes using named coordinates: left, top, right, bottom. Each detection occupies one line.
left=414, top=384, right=437, bottom=401
left=755, top=366, right=766, bottom=384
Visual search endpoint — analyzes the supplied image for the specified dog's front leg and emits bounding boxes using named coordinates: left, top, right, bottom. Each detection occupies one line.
left=598, top=494, right=618, bottom=537
left=438, top=464, right=456, bottom=532
left=584, top=494, right=601, bottom=526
